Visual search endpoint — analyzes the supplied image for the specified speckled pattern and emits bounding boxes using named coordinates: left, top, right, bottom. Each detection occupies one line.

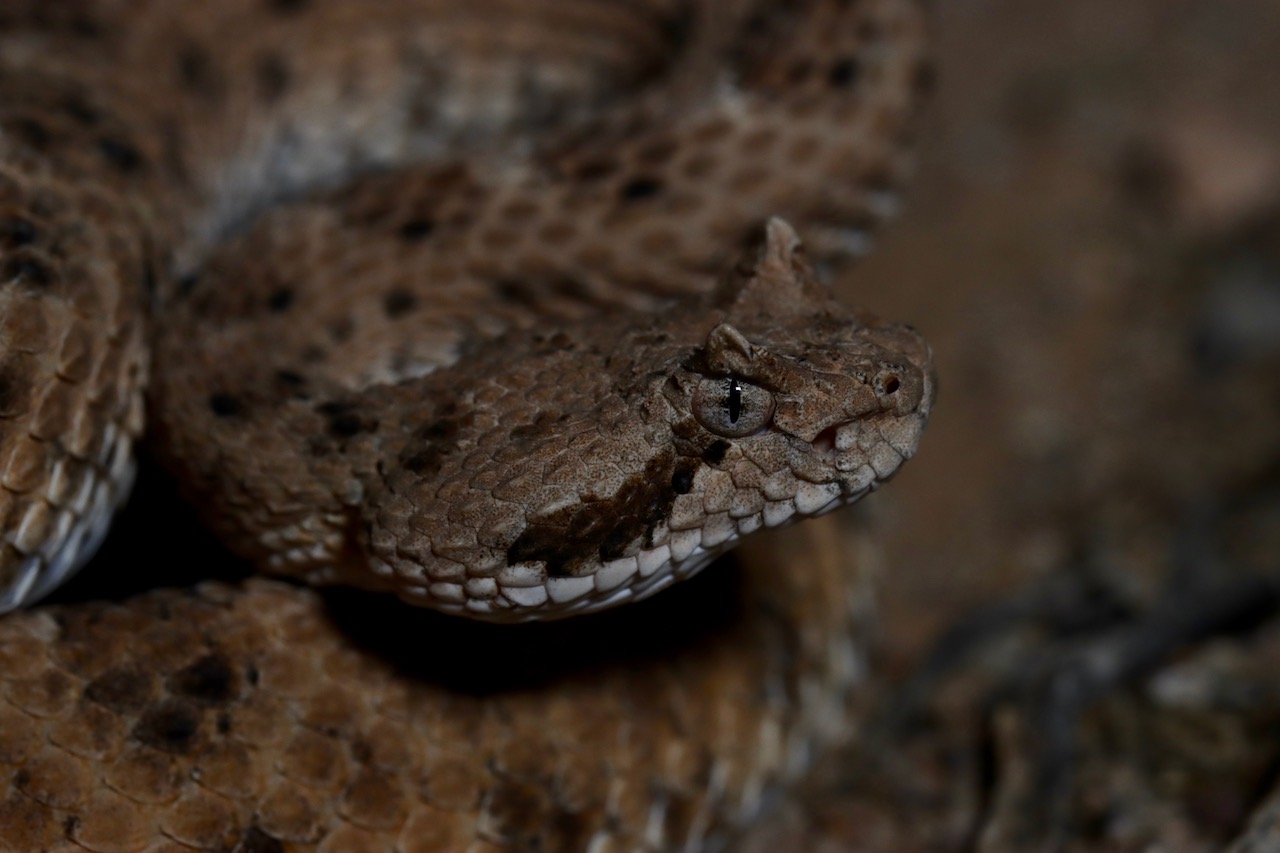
left=0, top=1, right=932, bottom=849
left=152, top=220, right=933, bottom=618
left=0, top=546, right=872, bottom=853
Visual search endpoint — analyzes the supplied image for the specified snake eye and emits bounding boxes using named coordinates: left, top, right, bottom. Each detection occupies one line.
left=692, top=377, right=775, bottom=437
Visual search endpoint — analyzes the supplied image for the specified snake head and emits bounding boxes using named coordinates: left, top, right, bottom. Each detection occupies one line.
left=665, top=217, right=934, bottom=511
left=340, top=218, right=935, bottom=621
left=201, top=217, right=932, bottom=623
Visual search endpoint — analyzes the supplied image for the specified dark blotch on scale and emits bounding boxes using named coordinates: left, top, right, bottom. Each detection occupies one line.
left=267, top=287, right=294, bottom=312
left=619, top=178, right=662, bottom=202
left=98, top=136, right=145, bottom=174
left=169, top=654, right=236, bottom=705
left=132, top=699, right=201, bottom=754
left=209, top=393, right=244, bottom=417
left=317, top=400, right=376, bottom=439
left=399, top=415, right=466, bottom=477
left=383, top=289, right=418, bottom=318
left=702, top=440, right=730, bottom=465
left=398, top=219, right=435, bottom=242
left=827, top=58, right=860, bottom=87
left=507, top=455, right=699, bottom=576
left=0, top=217, right=38, bottom=248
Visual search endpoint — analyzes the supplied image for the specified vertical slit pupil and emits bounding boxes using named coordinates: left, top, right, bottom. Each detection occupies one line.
left=727, top=379, right=743, bottom=423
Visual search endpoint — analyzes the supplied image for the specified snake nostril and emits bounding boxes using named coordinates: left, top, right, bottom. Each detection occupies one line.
left=882, top=375, right=900, bottom=394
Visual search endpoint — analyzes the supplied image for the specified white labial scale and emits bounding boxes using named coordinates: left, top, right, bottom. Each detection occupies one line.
left=501, top=583, right=548, bottom=608
left=736, top=513, right=763, bottom=535
left=812, top=495, right=845, bottom=517
left=793, top=481, right=841, bottom=515
left=763, top=500, right=795, bottom=528
left=545, top=574, right=595, bottom=604
left=594, top=555, right=638, bottom=592
left=429, top=581, right=466, bottom=603
left=699, top=513, right=737, bottom=549
left=637, top=544, right=670, bottom=578
left=492, top=534, right=740, bottom=618
left=728, top=499, right=762, bottom=521
left=464, top=577, right=498, bottom=599
left=668, top=528, right=701, bottom=563
left=465, top=597, right=494, bottom=615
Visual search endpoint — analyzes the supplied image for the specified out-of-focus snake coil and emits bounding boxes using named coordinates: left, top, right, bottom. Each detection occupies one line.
left=0, top=2, right=934, bottom=851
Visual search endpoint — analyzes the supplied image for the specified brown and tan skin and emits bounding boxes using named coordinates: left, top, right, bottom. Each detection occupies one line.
left=0, top=1, right=933, bottom=850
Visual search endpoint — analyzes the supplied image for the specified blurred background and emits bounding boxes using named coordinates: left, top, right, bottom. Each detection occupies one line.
left=748, top=0, right=1280, bottom=849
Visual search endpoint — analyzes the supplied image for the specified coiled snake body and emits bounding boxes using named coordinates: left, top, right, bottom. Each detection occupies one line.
left=0, top=2, right=932, bottom=850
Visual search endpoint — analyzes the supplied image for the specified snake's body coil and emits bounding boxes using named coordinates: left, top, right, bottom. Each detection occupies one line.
left=0, top=2, right=932, bottom=850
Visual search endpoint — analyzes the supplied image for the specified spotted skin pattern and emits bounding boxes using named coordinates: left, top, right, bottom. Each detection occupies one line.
left=0, top=2, right=932, bottom=850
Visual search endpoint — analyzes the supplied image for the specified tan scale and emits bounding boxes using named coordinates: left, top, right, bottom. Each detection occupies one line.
left=0, top=1, right=933, bottom=850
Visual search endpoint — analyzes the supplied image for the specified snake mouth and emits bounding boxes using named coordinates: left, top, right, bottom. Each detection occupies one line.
left=811, top=411, right=927, bottom=487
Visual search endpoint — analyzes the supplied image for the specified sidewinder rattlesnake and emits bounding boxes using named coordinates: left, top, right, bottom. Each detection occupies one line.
left=0, top=2, right=934, bottom=850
